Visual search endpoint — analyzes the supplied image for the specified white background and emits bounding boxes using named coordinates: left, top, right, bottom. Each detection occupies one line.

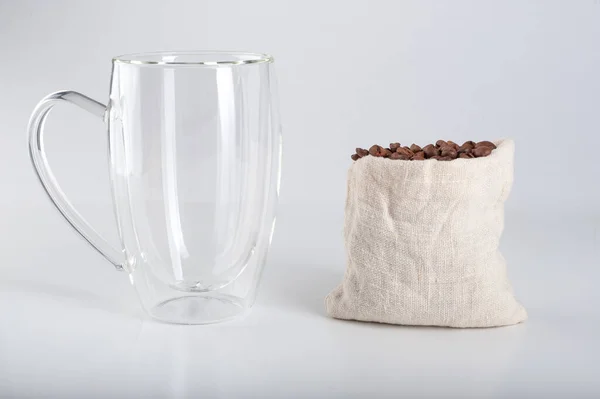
left=1, top=1, right=599, bottom=398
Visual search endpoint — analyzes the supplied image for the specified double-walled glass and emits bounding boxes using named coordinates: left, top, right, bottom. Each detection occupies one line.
left=28, top=51, right=282, bottom=324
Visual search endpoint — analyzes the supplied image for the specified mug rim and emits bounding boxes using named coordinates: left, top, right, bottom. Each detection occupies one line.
left=113, top=50, right=274, bottom=66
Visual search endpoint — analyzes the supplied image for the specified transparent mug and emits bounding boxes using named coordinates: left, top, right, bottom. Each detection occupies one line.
left=28, top=51, right=282, bottom=324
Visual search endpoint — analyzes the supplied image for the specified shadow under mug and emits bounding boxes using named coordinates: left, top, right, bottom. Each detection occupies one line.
left=28, top=51, right=282, bottom=324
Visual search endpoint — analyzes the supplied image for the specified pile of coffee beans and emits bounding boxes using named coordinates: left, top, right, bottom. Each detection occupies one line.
left=351, top=140, right=497, bottom=161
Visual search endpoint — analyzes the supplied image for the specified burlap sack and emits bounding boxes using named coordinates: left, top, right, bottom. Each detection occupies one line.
left=326, top=139, right=526, bottom=328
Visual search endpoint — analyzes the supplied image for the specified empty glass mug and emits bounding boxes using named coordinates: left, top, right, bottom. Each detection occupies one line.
left=28, top=51, right=282, bottom=324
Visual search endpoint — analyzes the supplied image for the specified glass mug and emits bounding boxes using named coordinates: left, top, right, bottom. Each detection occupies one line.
left=27, top=51, right=282, bottom=324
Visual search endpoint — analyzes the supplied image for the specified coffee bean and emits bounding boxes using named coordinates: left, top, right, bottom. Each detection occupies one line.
left=412, top=151, right=425, bottom=160
left=397, top=147, right=413, bottom=156
left=356, top=148, right=369, bottom=157
left=410, top=144, right=422, bottom=153
left=369, top=145, right=381, bottom=156
left=440, top=147, right=458, bottom=159
left=475, top=141, right=497, bottom=149
left=369, top=145, right=391, bottom=157
left=381, top=148, right=392, bottom=157
left=422, top=144, right=437, bottom=158
left=446, top=141, right=460, bottom=151
left=353, top=140, right=496, bottom=161
left=473, top=146, right=492, bottom=157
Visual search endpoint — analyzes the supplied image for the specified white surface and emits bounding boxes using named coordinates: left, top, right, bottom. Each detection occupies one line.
left=1, top=206, right=599, bottom=398
left=1, top=0, right=600, bottom=397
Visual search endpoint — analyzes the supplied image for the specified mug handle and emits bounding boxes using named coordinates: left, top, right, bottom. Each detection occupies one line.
left=28, top=91, right=125, bottom=270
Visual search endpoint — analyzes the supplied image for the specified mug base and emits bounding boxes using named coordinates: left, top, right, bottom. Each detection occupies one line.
left=148, top=294, right=247, bottom=325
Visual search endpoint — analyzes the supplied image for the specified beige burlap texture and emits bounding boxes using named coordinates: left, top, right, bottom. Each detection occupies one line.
left=326, top=139, right=527, bottom=328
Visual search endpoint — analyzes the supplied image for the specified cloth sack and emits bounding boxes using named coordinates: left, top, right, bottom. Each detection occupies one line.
left=326, top=139, right=527, bottom=328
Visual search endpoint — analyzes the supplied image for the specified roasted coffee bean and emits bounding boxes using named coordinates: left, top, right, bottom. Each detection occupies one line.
left=353, top=139, right=495, bottom=161
left=458, top=145, right=472, bottom=154
left=410, top=144, right=422, bottom=153
left=422, top=144, right=437, bottom=158
left=475, top=141, right=497, bottom=149
left=369, top=145, right=381, bottom=156
left=412, top=151, right=425, bottom=160
left=397, top=147, right=413, bottom=156
left=356, top=148, right=369, bottom=157
left=440, top=147, right=458, bottom=159
left=390, top=152, right=410, bottom=160
left=473, top=146, right=492, bottom=157
left=369, top=145, right=391, bottom=157
left=446, top=141, right=460, bottom=151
